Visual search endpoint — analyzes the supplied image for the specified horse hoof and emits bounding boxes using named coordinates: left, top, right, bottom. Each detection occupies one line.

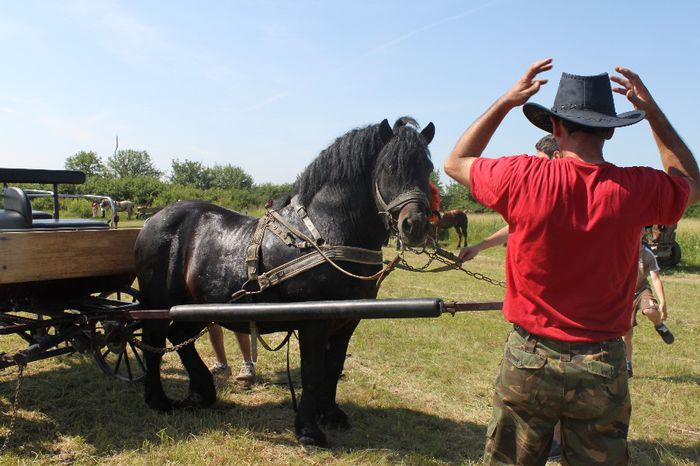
left=296, top=426, right=327, bottom=447
left=319, top=407, right=349, bottom=430
left=147, top=397, right=174, bottom=412
left=298, top=433, right=327, bottom=447
left=174, top=391, right=215, bottom=409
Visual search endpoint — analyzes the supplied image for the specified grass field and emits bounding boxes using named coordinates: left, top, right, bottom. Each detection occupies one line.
left=0, top=215, right=698, bottom=465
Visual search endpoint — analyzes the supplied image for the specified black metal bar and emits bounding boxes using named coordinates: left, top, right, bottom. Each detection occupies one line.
left=52, top=183, right=60, bottom=219
left=0, top=168, right=85, bottom=185
left=170, top=298, right=443, bottom=322
left=0, top=346, right=75, bottom=370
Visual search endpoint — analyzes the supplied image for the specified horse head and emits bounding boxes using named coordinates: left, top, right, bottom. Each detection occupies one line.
left=373, top=117, right=435, bottom=246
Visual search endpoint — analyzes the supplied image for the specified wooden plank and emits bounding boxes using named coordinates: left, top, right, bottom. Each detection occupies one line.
left=0, top=229, right=140, bottom=284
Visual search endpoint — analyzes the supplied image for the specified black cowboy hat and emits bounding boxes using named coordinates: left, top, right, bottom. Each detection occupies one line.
left=523, top=72, right=645, bottom=133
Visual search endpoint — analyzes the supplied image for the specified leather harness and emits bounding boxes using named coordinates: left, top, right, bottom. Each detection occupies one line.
left=232, top=187, right=429, bottom=302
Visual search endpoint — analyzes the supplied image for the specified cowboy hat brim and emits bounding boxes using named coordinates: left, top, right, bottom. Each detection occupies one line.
left=523, top=102, right=646, bottom=133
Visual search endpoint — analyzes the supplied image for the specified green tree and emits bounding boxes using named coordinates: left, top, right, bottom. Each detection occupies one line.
left=209, top=164, right=254, bottom=191
left=107, top=149, right=162, bottom=178
left=64, top=151, right=106, bottom=178
left=442, top=181, right=486, bottom=212
left=170, top=159, right=213, bottom=189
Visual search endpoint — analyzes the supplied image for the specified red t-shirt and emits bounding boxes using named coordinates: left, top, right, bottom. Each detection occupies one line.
left=470, top=155, right=689, bottom=342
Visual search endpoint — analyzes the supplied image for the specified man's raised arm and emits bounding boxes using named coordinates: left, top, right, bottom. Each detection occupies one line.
left=612, top=67, right=700, bottom=207
left=444, top=58, right=552, bottom=188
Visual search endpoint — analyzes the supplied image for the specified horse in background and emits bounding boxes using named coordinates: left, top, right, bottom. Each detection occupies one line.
left=134, top=117, right=435, bottom=446
left=115, top=200, right=135, bottom=220
left=432, top=209, right=468, bottom=247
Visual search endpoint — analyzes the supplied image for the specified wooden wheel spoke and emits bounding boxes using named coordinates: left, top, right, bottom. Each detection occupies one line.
left=131, top=342, right=146, bottom=371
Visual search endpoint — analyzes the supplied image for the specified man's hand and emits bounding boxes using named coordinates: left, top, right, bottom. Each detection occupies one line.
left=610, top=67, right=659, bottom=113
left=458, top=246, right=480, bottom=262
left=502, top=58, right=553, bottom=107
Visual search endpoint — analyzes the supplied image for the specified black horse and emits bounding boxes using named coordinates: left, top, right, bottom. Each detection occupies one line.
left=134, top=117, right=435, bottom=446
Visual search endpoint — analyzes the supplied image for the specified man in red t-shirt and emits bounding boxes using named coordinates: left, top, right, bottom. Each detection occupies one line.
left=444, top=59, right=699, bottom=465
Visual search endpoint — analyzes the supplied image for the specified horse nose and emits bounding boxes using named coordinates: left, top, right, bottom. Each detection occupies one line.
left=400, top=213, right=427, bottom=241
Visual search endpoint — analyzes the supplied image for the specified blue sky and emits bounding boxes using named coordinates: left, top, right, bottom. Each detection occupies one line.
left=2, top=1, right=699, bottom=184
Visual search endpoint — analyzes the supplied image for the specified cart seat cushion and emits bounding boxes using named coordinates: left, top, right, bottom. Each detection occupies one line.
left=32, top=210, right=53, bottom=219
left=32, top=218, right=109, bottom=230
left=0, top=209, right=29, bottom=229
left=1, top=187, right=32, bottom=228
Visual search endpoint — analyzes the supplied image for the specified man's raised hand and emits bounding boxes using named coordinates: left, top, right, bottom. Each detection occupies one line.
left=611, top=67, right=658, bottom=112
left=502, top=58, right=553, bottom=107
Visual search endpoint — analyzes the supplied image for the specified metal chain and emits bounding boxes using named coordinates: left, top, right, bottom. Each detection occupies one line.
left=400, top=243, right=507, bottom=289
left=128, top=325, right=212, bottom=355
left=0, top=362, right=26, bottom=455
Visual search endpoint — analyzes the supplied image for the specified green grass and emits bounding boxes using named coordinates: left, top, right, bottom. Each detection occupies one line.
left=0, top=214, right=698, bottom=465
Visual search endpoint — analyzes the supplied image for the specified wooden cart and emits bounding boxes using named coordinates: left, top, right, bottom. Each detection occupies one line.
left=0, top=168, right=144, bottom=382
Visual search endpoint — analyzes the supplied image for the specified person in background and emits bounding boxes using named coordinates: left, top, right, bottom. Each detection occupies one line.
left=622, top=231, right=674, bottom=378
left=208, top=326, right=256, bottom=384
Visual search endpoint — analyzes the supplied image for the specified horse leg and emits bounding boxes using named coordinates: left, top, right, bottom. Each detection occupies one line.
left=455, top=226, right=463, bottom=248
left=318, top=320, right=358, bottom=430
left=295, top=322, right=329, bottom=446
left=169, top=321, right=216, bottom=408
left=142, top=320, right=174, bottom=411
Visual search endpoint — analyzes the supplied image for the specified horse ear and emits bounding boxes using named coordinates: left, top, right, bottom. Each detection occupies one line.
left=420, top=122, right=435, bottom=144
left=378, top=119, right=393, bottom=144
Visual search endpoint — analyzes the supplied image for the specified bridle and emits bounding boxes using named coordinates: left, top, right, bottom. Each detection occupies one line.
left=373, top=182, right=430, bottom=232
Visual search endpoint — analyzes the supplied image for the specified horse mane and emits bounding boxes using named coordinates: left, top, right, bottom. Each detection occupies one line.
left=295, top=123, right=386, bottom=205
left=295, top=117, right=433, bottom=205
left=372, top=117, right=434, bottom=187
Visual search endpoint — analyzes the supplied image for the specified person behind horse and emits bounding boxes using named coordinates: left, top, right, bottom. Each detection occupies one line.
left=100, top=198, right=109, bottom=218
left=458, top=134, right=560, bottom=261
left=622, top=230, right=674, bottom=378
left=444, top=59, right=699, bottom=465
left=207, top=325, right=256, bottom=384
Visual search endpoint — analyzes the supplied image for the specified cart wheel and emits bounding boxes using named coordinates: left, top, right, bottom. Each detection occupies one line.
left=669, top=242, right=682, bottom=267
left=92, top=288, right=146, bottom=383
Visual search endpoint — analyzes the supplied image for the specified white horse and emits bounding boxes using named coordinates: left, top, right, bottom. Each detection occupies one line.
left=115, top=200, right=135, bottom=220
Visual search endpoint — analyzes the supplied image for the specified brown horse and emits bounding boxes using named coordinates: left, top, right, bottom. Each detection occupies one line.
left=432, top=210, right=468, bottom=247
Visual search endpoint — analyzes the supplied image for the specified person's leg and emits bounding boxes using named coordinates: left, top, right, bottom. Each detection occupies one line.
left=561, top=339, right=630, bottom=466
left=235, top=332, right=251, bottom=361
left=235, top=332, right=256, bottom=383
left=208, top=324, right=230, bottom=376
left=484, top=329, right=560, bottom=465
left=548, top=421, right=562, bottom=459
left=640, top=289, right=674, bottom=344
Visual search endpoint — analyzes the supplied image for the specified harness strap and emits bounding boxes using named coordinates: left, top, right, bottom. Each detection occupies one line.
left=291, top=195, right=324, bottom=245
left=268, top=209, right=317, bottom=248
left=255, top=246, right=383, bottom=292
left=246, top=215, right=269, bottom=280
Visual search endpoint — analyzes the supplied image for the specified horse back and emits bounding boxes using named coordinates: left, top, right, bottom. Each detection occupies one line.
left=135, top=201, right=256, bottom=308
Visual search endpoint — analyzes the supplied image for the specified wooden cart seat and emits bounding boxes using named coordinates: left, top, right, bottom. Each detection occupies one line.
left=1, top=187, right=108, bottom=230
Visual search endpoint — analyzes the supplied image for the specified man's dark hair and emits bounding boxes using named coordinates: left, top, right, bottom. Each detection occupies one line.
left=555, top=117, right=611, bottom=138
left=535, top=134, right=559, bottom=159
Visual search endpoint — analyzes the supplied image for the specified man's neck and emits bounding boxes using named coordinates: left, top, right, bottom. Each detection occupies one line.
left=559, top=135, right=606, bottom=164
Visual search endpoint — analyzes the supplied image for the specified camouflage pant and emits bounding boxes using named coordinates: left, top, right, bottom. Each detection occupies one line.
left=484, top=325, right=630, bottom=466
